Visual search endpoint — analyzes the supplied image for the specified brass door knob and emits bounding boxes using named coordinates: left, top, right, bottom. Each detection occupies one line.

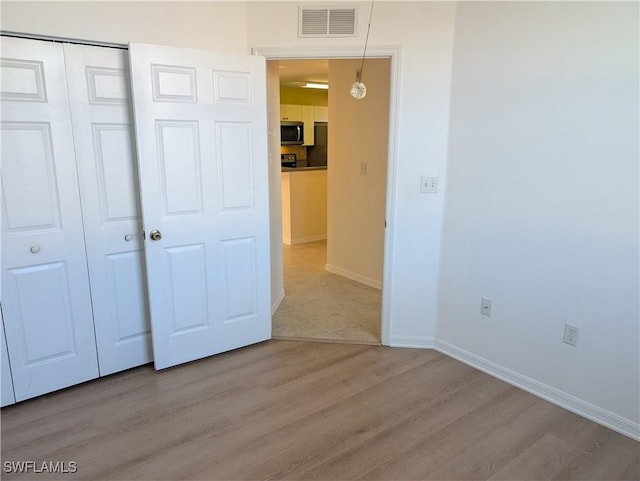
left=149, top=230, right=162, bottom=241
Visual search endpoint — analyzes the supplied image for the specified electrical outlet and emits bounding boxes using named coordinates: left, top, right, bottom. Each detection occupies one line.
left=480, top=297, right=492, bottom=317
left=420, top=176, right=438, bottom=193
left=563, top=323, right=580, bottom=347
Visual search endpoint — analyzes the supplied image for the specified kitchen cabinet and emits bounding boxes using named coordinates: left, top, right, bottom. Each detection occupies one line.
left=314, top=106, right=328, bottom=122
left=280, top=104, right=302, bottom=121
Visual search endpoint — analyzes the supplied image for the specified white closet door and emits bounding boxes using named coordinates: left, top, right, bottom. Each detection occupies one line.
left=63, top=43, right=152, bottom=376
left=1, top=314, right=15, bottom=407
left=129, top=43, right=272, bottom=369
left=0, top=37, right=99, bottom=400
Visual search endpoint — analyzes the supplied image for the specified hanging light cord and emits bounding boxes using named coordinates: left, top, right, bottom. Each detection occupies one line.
left=357, top=0, right=375, bottom=83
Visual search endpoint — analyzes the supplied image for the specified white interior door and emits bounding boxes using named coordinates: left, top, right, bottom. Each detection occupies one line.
left=129, top=43, right=272, bottom=369
left=1, top=312, right=15, bottom=407
left=63, top=43, right=152, bottom=376
left=0, top=37, right=99, bottom=400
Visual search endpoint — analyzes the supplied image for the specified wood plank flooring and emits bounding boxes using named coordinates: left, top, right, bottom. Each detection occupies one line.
left=1, top=340, right=638, bottom=480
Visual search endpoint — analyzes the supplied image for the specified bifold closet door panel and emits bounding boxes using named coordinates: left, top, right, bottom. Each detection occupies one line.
left=63, top=43, right=152, bottom=376
left=0, top=37, right=99, bottom=401
left=1, top=315, right=15, bottom=407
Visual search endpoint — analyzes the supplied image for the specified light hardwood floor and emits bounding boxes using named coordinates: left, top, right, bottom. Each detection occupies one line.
left=272, top=241, right=381, bottom=344
left=2, top=340, right=638, bottom=480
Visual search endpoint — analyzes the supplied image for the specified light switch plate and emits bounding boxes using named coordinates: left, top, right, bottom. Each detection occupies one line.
left=421, top=176, right=438, bottom=193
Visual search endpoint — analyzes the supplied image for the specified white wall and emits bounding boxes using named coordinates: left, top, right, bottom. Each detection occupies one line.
left=438, top=2, right=639, bottom=436
left=247, top=1, right=457, bottom=346
left=1, top=1, right=248, bottom=52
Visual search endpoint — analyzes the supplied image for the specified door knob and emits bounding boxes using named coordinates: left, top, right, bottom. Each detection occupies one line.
left=124, top=234, right=133, bottom=241
left=30, top=246, right=40, bottom=254
left=149, top=229, right=162, bottom=241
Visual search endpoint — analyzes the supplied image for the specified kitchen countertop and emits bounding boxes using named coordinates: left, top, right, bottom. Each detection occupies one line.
left=281, top=166, right=327, bottom=172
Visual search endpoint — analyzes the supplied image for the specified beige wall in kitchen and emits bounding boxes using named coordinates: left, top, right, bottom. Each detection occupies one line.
left=280, top=87, right=328, bottom=106
left=326, top=58, right=390, bottom=289
left=280, top=145, right=307, bottom=161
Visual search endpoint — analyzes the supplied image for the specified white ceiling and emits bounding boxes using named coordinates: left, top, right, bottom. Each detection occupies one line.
left=278, top=59, right=329, bottom=87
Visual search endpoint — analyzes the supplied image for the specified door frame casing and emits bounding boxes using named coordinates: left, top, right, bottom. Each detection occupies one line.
left=253, top=45, right=402, bottom=347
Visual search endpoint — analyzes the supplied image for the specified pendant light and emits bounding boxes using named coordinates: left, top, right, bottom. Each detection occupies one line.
left=350, top=0, right=375, bottom=100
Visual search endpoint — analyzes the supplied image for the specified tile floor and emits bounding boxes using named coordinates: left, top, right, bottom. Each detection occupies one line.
left=272, top=240, right=381, bottom=344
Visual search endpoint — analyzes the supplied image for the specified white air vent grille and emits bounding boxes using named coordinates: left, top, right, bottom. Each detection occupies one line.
left=299, top=7, right=357, bottom=37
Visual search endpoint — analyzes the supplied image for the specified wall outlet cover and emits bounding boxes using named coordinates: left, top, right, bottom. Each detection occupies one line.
left=563, top=323, right=580, bottom=347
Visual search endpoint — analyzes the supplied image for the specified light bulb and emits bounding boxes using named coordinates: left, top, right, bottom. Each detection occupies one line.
left=350, top=81, right=367, bottom=100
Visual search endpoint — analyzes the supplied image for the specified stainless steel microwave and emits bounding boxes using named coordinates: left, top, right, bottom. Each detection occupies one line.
left=281, top=121, right=304, bottom=145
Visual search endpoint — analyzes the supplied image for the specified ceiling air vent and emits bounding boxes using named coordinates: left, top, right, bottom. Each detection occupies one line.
left=299, top=6, right=357, bottom=37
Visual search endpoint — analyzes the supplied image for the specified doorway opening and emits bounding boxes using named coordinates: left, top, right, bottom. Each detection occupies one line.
left=262, top=51, right=397, bottom=346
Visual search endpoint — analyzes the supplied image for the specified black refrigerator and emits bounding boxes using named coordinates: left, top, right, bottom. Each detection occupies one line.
left=306, top=122, right=328, bottom=167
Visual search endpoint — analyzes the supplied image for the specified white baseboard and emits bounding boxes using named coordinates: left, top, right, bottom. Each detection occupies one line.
left=282, top=234, right=327, bottom=246
left=325, top=264, right=382, bottom=289
left=271, top=288, right=285, bottom=316
left=434, top=339, right=640, bottom=441
left=389, top=335, right=434, bottom=349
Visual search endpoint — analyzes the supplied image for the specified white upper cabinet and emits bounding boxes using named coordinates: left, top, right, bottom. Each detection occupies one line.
left=280, top=104, right=302, bottom=121
left=314, top=106, right=328, bottom=122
